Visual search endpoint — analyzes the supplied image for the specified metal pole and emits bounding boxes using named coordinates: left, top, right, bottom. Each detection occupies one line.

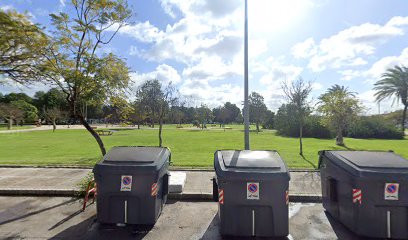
left=244, top=0, right=250, bottom=150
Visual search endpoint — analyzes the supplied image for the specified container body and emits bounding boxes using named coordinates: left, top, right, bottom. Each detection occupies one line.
left=93, top=146, right=170, bottom=225
left=214, top=150, right=290, bottom=237
left=320, top=150, right=408, bottom=239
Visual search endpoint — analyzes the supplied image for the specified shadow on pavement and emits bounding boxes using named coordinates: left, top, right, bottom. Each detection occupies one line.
left=200, top=214, right=292, bottom=240
left=0, top=198, right=76, bottom=226
left=49, top=208, right=89, bottom=230
left=50, top=216, right=153, bottom=240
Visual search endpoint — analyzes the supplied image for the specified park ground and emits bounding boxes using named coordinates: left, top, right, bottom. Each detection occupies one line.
left=0, top=124, right=407, bottom=168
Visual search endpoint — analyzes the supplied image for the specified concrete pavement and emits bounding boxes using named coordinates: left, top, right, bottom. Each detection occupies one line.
left=0, top=196, right=366, bottom=240
left=0, top=167, right=322, bottom=202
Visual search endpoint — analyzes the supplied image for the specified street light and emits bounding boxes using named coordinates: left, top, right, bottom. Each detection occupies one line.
left=244, top=0, right=250, bottom=150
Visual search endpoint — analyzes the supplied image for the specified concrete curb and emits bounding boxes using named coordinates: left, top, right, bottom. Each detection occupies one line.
left=0, top=165, right=319, bottom=172
left=0, top=189, right=79, bottom=197
left=0, top=189, right=322, bottom=203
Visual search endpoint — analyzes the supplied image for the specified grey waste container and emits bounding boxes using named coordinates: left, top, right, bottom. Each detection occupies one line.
left=213, top=150, right=290, bottom=238
left=93, top=146, right=170, bottom=225
left=319, top=150, right=408, bottom=239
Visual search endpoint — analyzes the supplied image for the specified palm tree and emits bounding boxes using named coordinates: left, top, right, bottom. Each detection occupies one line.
left=374, top=65, right=408, bottom=132
left=327, top=84, right=355, bottom=95
left=318, top=85, right=361, bottom=146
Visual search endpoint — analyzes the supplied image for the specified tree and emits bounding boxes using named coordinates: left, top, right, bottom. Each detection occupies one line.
left=169, top=107, right=185, bottom=127
left=196, top=104, right=213, bottom=129
left=0, top=103, right=24, bottom=129
left=137, top=79, right=178, bottom=147
left=36, top=1, right=131, bottom=155
left=0, top=92, right=33, bottom=104
left=262, top=110, right=275, bottom=129
left=1, top=2, right=131, bottom=155
left=10, top=100, right=38, bottom=123
left=129, top=102, right=146, bottom=129
left=33, top=88, right=67, bottom=110
left=248, top=92, right=268, bottom=133
left=137, top=80, right=162, bottom=128
left=213, top=102, right=242, bottom=126
left=44, top=107, right=65, bottom=132
left=275, top=103, right=300, bottom=136
left=158, top=83, right=178, bottom=146
left=282, top=77, right=312, bottom=156
left=374, top=65, right=408, bottom=132
left=317, top=85, right=362, bottom=146
left=0, top=10, right=48, bottom=84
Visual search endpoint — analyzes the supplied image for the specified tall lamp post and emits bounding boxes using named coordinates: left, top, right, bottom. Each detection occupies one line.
left=244, top=0, right=250, bottom=150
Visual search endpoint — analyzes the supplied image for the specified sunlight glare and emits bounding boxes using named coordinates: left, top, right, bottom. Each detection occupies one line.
left=248, top=0, right=309, bottom=35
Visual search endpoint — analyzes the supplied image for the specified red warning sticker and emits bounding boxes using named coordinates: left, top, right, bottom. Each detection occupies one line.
left=352, top=188, right=362, bottom=204
left=219, top=189, right=224, bottom=205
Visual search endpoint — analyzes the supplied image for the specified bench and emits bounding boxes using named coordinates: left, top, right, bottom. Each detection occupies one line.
left=96, top=130, right=113, bottom=136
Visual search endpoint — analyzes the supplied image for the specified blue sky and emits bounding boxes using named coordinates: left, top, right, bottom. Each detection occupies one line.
left=1, top=0, right=408, bottom=114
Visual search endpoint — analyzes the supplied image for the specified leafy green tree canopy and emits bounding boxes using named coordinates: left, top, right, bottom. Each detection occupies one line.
left=248, top=92, right=268, bottom=132
left=0, top=10, right=48, bottom=84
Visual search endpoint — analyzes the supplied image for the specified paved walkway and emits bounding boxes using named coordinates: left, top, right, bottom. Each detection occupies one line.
left=0, top=167, right=321, bottom=199
left=0, top=197, right=356, bottom=240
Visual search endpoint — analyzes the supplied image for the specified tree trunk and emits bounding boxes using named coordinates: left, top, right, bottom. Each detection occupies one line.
left=159, top=118, right=163, bottom=147
left=336, top=128, right=344, bottom=146
left=52, top=119, right=56, bottom=132
left=256, top=122, right=260, bottom=133
left=151, top=113, right=155, bottom=128
left=402, top=104, right=407, bottom=133
left=299, top=124, right=303, bottom=156
left=8, top=118, right=12, bottom=130
left=78, top=114, right=106, bottom=156
left=137, top=122, right=140, bottom=129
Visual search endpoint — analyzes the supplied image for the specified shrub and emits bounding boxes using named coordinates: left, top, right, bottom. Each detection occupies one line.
left=275, top=104, right=333, bottom=139
left=75, top=172, right=95, bottom=198
left=347, top=116, right=404, bottom=139
left=303, top=115, right=334, bottom=139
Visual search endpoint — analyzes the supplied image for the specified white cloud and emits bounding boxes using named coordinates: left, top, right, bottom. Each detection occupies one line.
left=358, top=90, right=401, bottom=115
left=182, top=56, right=241, bottom=82
left=365, top=47, right=408, bottom=81
left=291, top=37, right=316, bottom=59
left=293, top=16, right=408, bottom=72
left=340, top=47, right=408, bottom=82
left=116, top=21, right=163, bottom=43
left=59, top=0, right=65, bottom=8
left=255, top=57, right=303, bottom=85
left=312, top=82, right=323, bottom=90
left=110, top=0, right=245, bottom=65
left=130, top=64, right=181, bottom=89
left=159, top=0, right=241, bottom=19
left=179, top=80, right=243, bottom=108
left=0, top=5, right=14, bottom=11
left=0, top=80, right=50, bottom=97
left=338, top=69, right=362, bottom=81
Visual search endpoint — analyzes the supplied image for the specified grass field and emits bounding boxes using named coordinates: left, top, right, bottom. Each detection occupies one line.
left=0, top=127, right=407, bottom=168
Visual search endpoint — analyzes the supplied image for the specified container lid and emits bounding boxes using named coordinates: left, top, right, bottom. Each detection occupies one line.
left=222, top=150, right=281, bottom=169
left=102, top=146, right=168, bottom=164
left=330, top=151, right=408, bottom=169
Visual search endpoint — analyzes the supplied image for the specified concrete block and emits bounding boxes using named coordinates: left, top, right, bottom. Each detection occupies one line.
left=169, top=171, right=186, bottom=193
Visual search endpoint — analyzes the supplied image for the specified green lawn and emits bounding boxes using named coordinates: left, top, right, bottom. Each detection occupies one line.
left=0, top=128, right=407, bottom=168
